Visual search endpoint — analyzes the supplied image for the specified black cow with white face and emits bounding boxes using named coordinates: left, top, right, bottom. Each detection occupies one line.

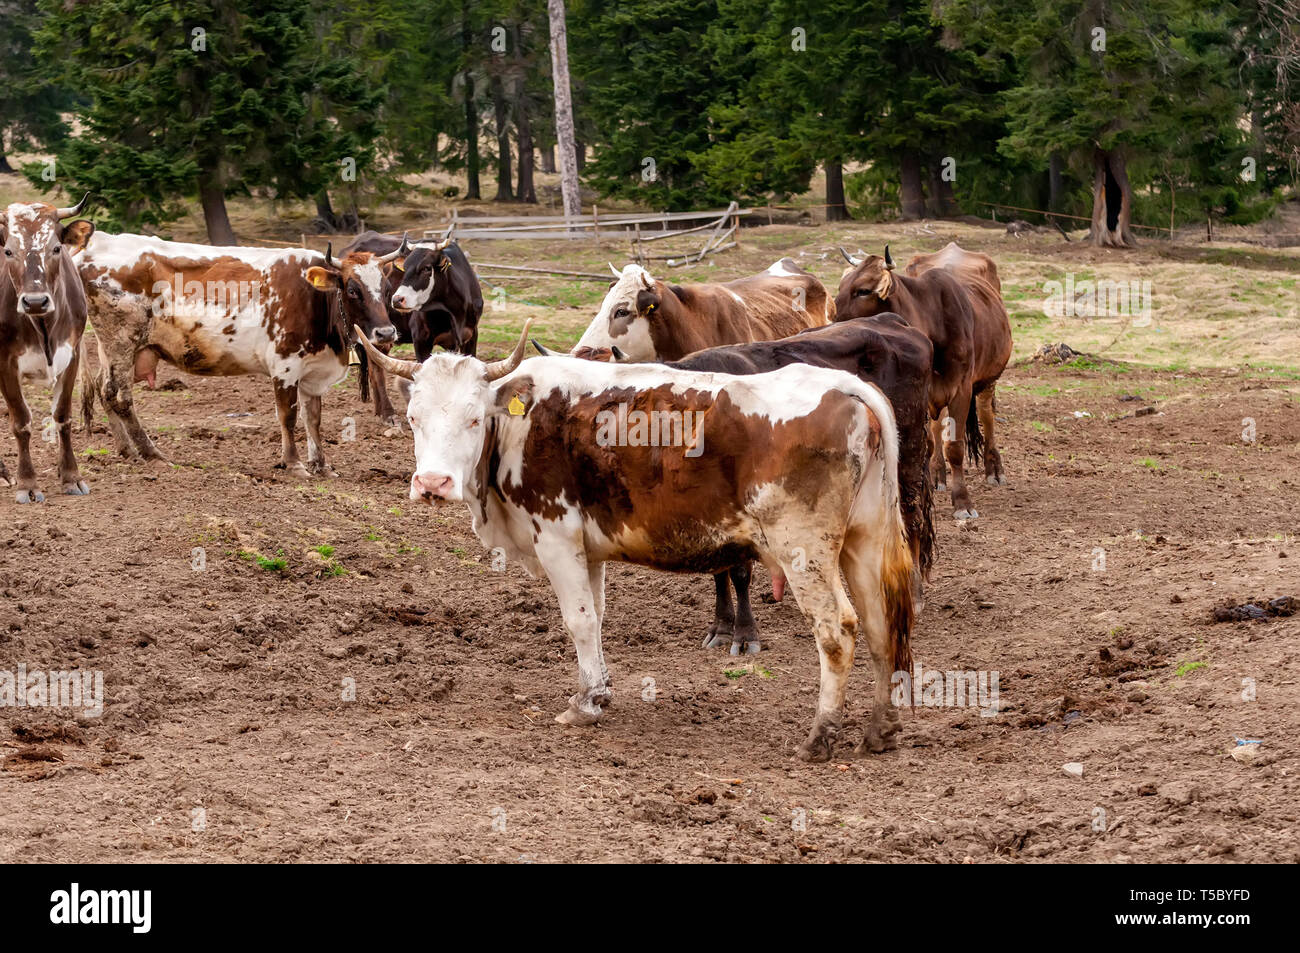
left=340, top=231, right=483, bottom=424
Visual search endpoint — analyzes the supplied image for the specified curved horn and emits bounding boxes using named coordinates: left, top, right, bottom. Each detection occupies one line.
left=640, top=270, right=653, bottom=290
left=353, top=324, right=419, bottom=380
left=56, top=192, right=90, bottom=220
left=608, top=262, right=621, bottom=278
left=324, top=241, right=336, bottom=268
left=838, top=246, right=858, bottom=266
left=531, top=339, right=556, bottom=357
left=485, top=318, right=534, bottom=382
left=610, top=345, right=630, bottom=363
left=883, top=245, right=895, bottom=271
left=377, top=231, right=410, bottom=264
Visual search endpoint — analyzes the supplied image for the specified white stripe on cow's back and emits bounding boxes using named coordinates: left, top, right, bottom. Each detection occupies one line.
left=76, top=231, right=319, bottom=270
left=492, top=354, right=875, bottom=427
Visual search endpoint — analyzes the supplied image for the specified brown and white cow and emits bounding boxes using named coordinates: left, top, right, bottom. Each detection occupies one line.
left=75, top=234, right=399, bottom=476
left=571, top=259, right=833, bottom=362
left=835, top=243, right=1012, bottom=519
left=0, top=196, right=95, bottom=503
left=358, top=320, right=915, bottom=762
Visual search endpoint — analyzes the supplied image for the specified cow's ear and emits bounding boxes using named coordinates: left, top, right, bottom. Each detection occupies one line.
left=305, top=266, right=341, bottom=290
left=636, top=288, right=660, bottom=315
left=390, top=257, right=406, bottom=273
left=492, top=376, right=534, bottom=418
left=61, top=219, right=95, bottom=253
left=608, top=279, right=617, bottom=290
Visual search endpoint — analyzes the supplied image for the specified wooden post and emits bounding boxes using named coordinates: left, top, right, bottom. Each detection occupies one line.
left=593, top=204, right=600, bottom=247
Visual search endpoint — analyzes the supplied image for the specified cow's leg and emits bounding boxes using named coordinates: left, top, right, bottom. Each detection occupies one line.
left=302, top=394, right=338, bottom=478
left=702, top=571, right=735, bottom=649
left=272, top=380, right=310, bottom=479
left=53, top=349, right=90, bottom=496
left=368, top=356, right=398, bottom=426
left=945, top=390, right=978, bottom=519
left=587, top=561, right=612, bottom=697
left=930, top=414, right=948, bottom=491
left=0, top=452, right=9, bottom=488
left=978, top=386, right=1006, bottom=486
left=100, top=348, right=167, bottom=462
left=841, top=539, right=904, bottom=756
left=538, top=535, right=611, bottom=726
left=768, top=538, right=856, bottom=762
left=0, top=366, right=42, bottom=502
left=730, top=561, right=760, bottom=654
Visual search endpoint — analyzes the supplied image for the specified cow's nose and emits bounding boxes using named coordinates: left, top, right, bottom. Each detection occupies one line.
left=20, top=293, right=50, bottom=313
left=410, top=472, right=453, bottom=502
left=374, top=326, right=397, bottom=343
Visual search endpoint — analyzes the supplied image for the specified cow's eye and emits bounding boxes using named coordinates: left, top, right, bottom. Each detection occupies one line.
left=854, top=288, right=871, bottom=298
left=614, top=308, right=628, bottom=319
left=3, top=248, right=12, bottom=258
left=348, top=286, right=361, bottom=298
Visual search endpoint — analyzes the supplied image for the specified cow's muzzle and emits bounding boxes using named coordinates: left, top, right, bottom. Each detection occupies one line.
left=410, top=472, right=455, bottom=503
left=372, top=325, right=397, bottom=343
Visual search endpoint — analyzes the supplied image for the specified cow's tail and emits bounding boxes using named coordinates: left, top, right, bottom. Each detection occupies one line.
left=964, top=387, right=984, bottom=466
left=845, top=382, right=914, bottom=676
left=78, top=334, right=97, bottom=435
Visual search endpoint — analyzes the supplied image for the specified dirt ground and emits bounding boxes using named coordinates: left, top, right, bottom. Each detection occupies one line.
left=1, top=317, right=1297, bottom=862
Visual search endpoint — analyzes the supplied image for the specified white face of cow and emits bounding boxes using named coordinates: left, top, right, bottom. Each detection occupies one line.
left=405, top=355, right=493, bottom=504
left=572, top=263, right=658, bottom=362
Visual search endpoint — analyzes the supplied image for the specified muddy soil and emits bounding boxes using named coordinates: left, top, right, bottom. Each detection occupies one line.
left=1, top=342, right=1297, bottom=862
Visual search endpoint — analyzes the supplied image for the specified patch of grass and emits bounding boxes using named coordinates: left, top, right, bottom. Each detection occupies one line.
left=312, top=544, right=336, bottom=558
left=81, top=447, right=109, bottom=456
left=1030, top=420, right=1054, bottom=432
left=363, top=528, right=382, bottom=542
left=1138, top=457, right=1161, bottom=470
left=240, top=549, right=288, bottom=572
left=397, top=541, right=423, bottom=555
left=1174, top=660, right=1206, bottom=678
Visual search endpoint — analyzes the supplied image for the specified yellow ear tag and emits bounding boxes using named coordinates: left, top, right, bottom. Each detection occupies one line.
left=508, top=395, right=525, bottom=416
left=310, top=271, right=332, bottom=290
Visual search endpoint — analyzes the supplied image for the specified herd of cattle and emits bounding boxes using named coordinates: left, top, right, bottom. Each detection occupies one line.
left=0, top=197, right=1011, bottom=762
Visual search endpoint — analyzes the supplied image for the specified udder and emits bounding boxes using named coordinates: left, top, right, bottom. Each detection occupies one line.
left=134, top=350, right=160, bottom=389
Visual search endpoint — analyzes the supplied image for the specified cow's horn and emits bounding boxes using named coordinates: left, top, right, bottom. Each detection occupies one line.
left=353, top=324, right=419, bottom=380
left=610, top=345, right=630, bottom=363
left=838, top=246, right=858, bottom=266
left=640, top=270, right=652, bottom=290
left=485, top=319, right=533, bottom=382
left=56, top=192, right=91, bottom=219
left=531, top=339, right=555, bottom=357
left=883, top=245, right=895, bottom=271
left=377, top=232, right=409, bottom=264
left=324, top=242, right=336, bottom=268
left=608, top=262, right=621, bottom=278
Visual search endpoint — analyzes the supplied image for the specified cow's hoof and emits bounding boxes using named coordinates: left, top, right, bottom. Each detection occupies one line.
left=309, top=463, right=339, bottom=479
left=15, top=489, right=45, bottom=504
left=952, top=507, right=978, bottom=520
left=144, top=456, right=171, bottom=470
left=729, top=638, right=761, bottom=656
left=795, top=734, right=834, bottom=763
left=284, top=464, right=311, bottom=480
left=854, top=730, right=898, bottom=756
left=63, top=480, right=91, bottom=496
left=555, top=704, right=602, bottom=727
left=702, top=619, right=733, bottom=649
left=986, top=474, right=1007, bottom=486
left=0, top=474, right=13, bottom=488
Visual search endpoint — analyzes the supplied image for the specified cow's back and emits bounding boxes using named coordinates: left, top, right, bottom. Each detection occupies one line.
left=723, top=258, right=834, bottom=335
left=905, top=243, right=1011, bottom=384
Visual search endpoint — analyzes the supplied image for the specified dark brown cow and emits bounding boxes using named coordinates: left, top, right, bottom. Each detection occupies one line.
left=341, top=231, right=483, bottom=425
left=904, top=242, right=1013, bottom=488
left=0, top=197, right=95, bottom=503
left=75, top=233, right=398, bottom=475
left=360, top=321, right=915, bottom=761
left=835, top=243, right=1012, bottom=519
left=666, top=315, right=934, bottom=653
left=571, top=259, right=832, bottom=362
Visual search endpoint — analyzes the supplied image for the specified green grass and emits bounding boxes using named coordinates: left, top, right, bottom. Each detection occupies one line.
left=312, top=544, right=336, bottom=558
left=1174, top=660, right=1207, bottom=677
left=1138, top=457, right=1162, bottom=470
left=240, top=549, right=288, bottom=572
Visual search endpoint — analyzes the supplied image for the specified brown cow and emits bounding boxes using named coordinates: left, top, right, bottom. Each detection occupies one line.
left=0, top=196, right=95, bottom=503
left=904, top=243, right=1013, bottom=489
left=835, top=243, right=1011, bottom=519
left=361, top=321, right=914, bottom=761
left=75, top=233, right=398, bottom=475
left=571, top=259, right=832, bottom=362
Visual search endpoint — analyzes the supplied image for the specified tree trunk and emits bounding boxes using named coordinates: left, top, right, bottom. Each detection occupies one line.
left=574, top=139, right=586, bottom=173
left=899, top=151, right=925, bottom=220
left=462, top=3, right=481, bottom=200
left=198, top=172, right=237, bottom=245
left=925, top=160, right=956, bottom=217
left=490, top=75, right=514, bottom=201
left=314, top=190, right=339, bottom=230
left=547, top=0, right=582, bottom=222
left=0, top=151, right=13, bottom=175
left=515, top=87, right=537, bottom=203
left=540, top=143, right=556, bottom=174
left=825, top=161, right=850, bottom=221
left=1090, top=148, right=1136, bottom=247
left=1048, top=152, right=1064, bottom=212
